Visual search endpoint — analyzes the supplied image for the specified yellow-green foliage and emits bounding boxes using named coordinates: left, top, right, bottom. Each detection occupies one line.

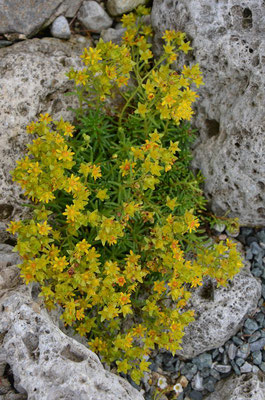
left=8, top=7, right=243, bottom=384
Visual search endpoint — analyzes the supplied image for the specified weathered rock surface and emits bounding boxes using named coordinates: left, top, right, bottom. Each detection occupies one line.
left=0, top=249, right=144, bottom=400
left=0, top=36, right=91, bottom=240
left=0, top=0, right=83, bottom=37
left=107, top=0, right=148, bottom=16
left=77, top=1, right=113, bottom=33
left=151, top=0, right=265, bottom=226
left=176, top=265, right=261, bottom=359
left=205, top=372, right=265, bottom=400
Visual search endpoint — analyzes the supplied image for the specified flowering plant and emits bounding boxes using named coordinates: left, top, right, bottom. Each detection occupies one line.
left=8, top=6, right=242, bottom=384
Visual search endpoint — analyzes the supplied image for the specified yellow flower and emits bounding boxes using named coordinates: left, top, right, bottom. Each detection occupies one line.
left=105, top=65, right=116, bottom=80
left=81, top=47, right=102, bottom=65
left=39, top=113, right=52, bottom=124
left=179, top=41, right=192, bottom=54
left=7, top=220, right=22, bottom=235
left=63, top=204, right=80, bottom=222
left=53, top=256, right=68, bottom=272
left=162, top=30, right=178, bottom=42
left=135, top=103, right=148, bottom=117
left=26, top=121, right=36, bottom=134
left=184, top=210, right=200, bottom=233
left=161, top=94, right=176, bottom=108
left=75, top=70, right=89, bottom=86
left=37, top=221, right=52, bottom=236
left=153, top=281, right=166, bottom=294
left=75, top=239, right=91, bottom=254
left=116, top=76, right=129, bottom=88
left=91, top=165, right=102, bottom=180
left=140, top=49, right=153, bottom=63
left=65, top=175, right=81, bottom=193
left=119, top=160, right=136, bottom=177
left=96, top=188, right=109, bottom=201
left=56, top=146, right=74, bottom=162
left=166, top=196, right=178, bottom=211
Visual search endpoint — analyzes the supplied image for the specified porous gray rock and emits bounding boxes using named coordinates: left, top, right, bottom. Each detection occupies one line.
left=151, top=0, right=265, bottom=226
left=50, top=16, right=71, bottom=40
left=0, top=253, right=144, bottom=400
left=77, top=1, right=113, bottom=33
left=107, top=0, right=148, bottom=16
left=0, top=0, right=83, bottom=37
left=176, top=265, right=261, bottom=359
left=0, top=36, right=91, bottom=240
left=205, top=372, right=265, bottom=400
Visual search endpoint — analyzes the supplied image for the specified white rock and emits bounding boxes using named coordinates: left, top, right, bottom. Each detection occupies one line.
left=0, top=256, right=144, bottom=400
left=0, top=36, right=91, bottom=240
left=151, top=0, right=265, bottom=226
left=50, top=15, right=71, bottom=40
left=0, top=0, right=83, bottom=37
left=77, top=1, right=113, bottom=33
left=107, top=0, right=148, bottom=16
left=205, top=372, right=265, bottom=400
left=176, top=265, right=261, bottom=359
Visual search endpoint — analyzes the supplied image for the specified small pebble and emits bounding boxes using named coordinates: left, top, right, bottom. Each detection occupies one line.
left=251, top=267, right=262, bottom=277
left=233, top=336, right=244, bottom=346
left=189, top=390, right=203, bottom=400
left=192, top=353, right=212, bottom=370
left=250, top=241, right=262, bottom=255
left=252, top=350, right=262, bottom=365
left=244, top=318, right=259, bottom=334
left=192, top=373, right=204, bottom=391
left=241, top=227, right=253, bottom=237
left=245, top=248, right=253, bottom=260
left=213, top=364, right=231, bottom=374
left=237, top=344, right=250, bottom=359
left=246, top=236, right=258, bottom=246
left=50, top=16, right=71, bottom=40
left=210, top=369, right=221, bottom=380
left=235, top=358, right=245, bottom=367
left=212, top=349, right=219, bottom=359
left=228, top=343, right=237, bottom=360
left=204, top=377, right=216, bottom=392
left=248, top=331, right=261, bottom=343
left=200, top=368, right=211, bottom=378
left=231, top=360, right=241, bottom=375
left=257, top=230, right=265, bottom=243
left=250, top=338, right=265, bottom=352
left=240, top=362, right=252, bottom=373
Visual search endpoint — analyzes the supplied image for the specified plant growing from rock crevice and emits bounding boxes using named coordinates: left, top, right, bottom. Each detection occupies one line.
left=8, top=6, right=243, bottom=384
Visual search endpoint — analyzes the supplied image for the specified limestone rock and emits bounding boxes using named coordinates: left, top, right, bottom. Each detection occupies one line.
left=205, top=372, right=265, bottom=400
left=50, top=16, right=71, bottom=40
left=107, top=0, right=148, bottom=16
left=0, top=253, right=144, bottom=400
left=176, top=265, right=261, bottom=359
left=151, top=0, right=265, bottom=226
left=0, top=0, right=83, bottom=37
left=77, top=1, right=113, bottom=33
left=0, top=37, right=91, bottom=240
